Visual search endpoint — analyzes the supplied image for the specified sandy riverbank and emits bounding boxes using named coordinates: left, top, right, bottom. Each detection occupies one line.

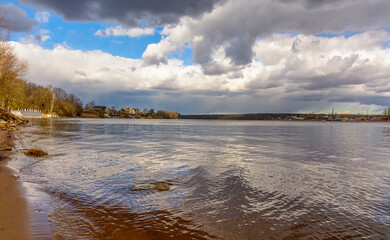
left=0, top=130, right=31, bottom=240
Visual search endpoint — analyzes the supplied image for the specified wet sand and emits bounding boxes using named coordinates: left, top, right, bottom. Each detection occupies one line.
left=0, top=130, right=31, bottom=240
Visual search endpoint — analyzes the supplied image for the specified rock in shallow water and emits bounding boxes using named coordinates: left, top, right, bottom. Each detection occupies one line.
left=130, top=182, right=171, bottom=192
left=154, top=182, right=170, bottom=191
left=24, top=148, right=48, bottom=157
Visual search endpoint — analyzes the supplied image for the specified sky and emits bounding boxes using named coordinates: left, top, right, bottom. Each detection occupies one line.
left=1, top=0, right=390, bottom=114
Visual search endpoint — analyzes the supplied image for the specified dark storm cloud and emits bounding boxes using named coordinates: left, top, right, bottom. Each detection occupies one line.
left=202, top=62, right=240, bottom=76
left=143, top=55, right=167, bottom=65
left=282, top=84, right=390, bottom=109
left=20, top=0, right=224, bottom=26
left=278, top=0, right=345, bottom=9
left=245, top=79, right=282, bottom=90
left=285, top=93, right=326, bottom=102
left=291, top=39, right=301, bottom=53
left=225, top=34, right=256, bottom=65
left=286, top=54, right=388, bottom=91
left=329, top=94, right=390, bottom=107
left=373, top=86, right=390, bottom=93
left=188, top=0, right=390, bottom=70
left=99, top=85, right=335, bottom=114
left=303, top=0, right=341, bottom=8
left=299, top=76, right=365, bottom=91
left=0, top=4, right=37, bottom=32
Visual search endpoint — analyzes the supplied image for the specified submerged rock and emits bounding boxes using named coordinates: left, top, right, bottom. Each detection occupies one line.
left=130, top=182, right=171, bottom=192
left=24, top=148, right=48, bottom=157
left=154, top=182, right=170, bottom=191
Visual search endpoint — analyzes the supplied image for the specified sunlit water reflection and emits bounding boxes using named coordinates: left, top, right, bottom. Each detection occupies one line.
left=9, top=119, right=390, bottom=239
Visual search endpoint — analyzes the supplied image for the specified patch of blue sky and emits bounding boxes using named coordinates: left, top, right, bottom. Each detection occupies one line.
left=278, top=31, right=300, bottom=37
left=315, top=30, right=362, bottom=38
left=10, top=32, right=24, bottom=41
left=84, top=24, right=165, bottom=59
left=168, top=45, right=194, bottom=66
left=2, top=0, right=24, bottom=8
left=43, top=17, right=163, bottom=59
left=383, top=41, right=390, bottom=49
left=255, top=31, right=299, bottom=41
left=380, top=27, right=390, bottom=49
left=6, top=0, right=164, bottom=59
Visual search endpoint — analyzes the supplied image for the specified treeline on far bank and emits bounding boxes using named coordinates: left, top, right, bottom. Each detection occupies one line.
left=82, top=104, right=180, bottom=119
left=0, top=50, right=83, bottom=116
left=6, top=82, right=83, bottom=117
left=1, top=17, right=83, bottom=117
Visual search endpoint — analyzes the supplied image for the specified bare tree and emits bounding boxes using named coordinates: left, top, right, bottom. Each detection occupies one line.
left=85, top=100, right=96, bottom=109
left=0, top=15, right=28, bottom=109
left=0, top=15, right=10, bottom=41
left=384, top=107, right=390, bottom=121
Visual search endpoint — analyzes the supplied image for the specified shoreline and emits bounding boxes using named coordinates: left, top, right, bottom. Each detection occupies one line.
left=0, top=130, right=32, bottom=240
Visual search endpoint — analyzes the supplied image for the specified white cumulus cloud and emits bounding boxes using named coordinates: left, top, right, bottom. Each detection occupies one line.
left=20, top=34, right=50, bottom=44
left=11, top=30, right=390, bottom=114
left=35, top=11, right=50, bottom=23
left=142, top=0, right=390, bottom=71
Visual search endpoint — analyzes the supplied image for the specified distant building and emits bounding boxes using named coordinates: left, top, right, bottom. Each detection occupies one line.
left=43, top=113, right=59, bottom=118
left=109, top=109, right=120, bottom=117
left=11, top=109, right=42, bottom=118
left=129, top=108, right=139, bottom=115
left=93, top=106, right=106, bottom=111
left=121, top=108, right=130, bottom=114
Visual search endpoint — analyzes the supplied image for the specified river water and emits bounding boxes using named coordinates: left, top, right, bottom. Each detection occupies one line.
left=9, top=119, right=390, bottom=239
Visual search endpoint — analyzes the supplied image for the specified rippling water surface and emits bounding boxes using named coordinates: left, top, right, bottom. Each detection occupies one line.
left=9, top=119, right=390, bottom=239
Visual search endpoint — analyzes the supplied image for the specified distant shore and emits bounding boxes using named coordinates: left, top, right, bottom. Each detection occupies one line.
left=0, top=130, right=31, bottom=240
left=181, top=113, right=388, bottom=121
